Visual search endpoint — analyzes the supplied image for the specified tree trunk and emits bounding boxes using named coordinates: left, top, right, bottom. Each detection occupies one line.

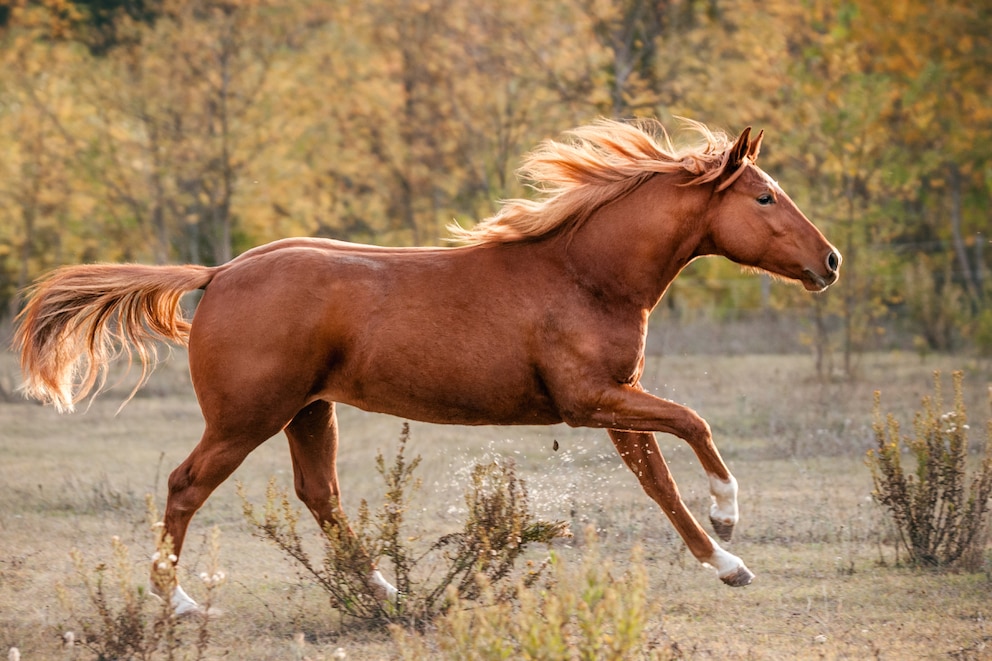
left=948, top=163, right=979, bottom=310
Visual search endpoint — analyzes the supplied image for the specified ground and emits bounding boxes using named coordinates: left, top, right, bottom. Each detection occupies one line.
left=1, top=350, right=990, bottom=659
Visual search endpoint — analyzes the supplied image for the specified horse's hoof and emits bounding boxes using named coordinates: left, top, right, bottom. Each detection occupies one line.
left=719, top=565, right=754, bottom=587
left=709, top=516, right=735, bottom=542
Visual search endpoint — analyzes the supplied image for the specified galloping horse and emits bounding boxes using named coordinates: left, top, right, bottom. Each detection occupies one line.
left=14, top=119, right=840, bottom=614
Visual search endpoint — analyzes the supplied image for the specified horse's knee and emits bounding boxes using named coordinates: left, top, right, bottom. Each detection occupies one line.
left=682, top=409, right=712, bottom=445
left=165, top=447, right=244, bottom=528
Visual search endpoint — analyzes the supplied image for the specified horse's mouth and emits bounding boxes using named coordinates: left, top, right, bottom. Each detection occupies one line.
left=802, top=268, right=837, bottom=292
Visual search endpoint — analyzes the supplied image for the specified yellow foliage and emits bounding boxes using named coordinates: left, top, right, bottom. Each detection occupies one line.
left=0, top=0, right=988, bottom=334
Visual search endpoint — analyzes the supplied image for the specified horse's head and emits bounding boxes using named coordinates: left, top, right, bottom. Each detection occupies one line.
left=703, top=128, right=840, bottom=292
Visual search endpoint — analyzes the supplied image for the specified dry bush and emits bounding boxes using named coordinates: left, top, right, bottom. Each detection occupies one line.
left=54, top=497, right=223, bottom=660
left=241, top=423, right=570, bottom=626
left=867, top=370, right=992, bottom=569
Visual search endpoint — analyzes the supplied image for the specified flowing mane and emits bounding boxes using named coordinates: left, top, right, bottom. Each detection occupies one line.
left=448, top=118, right=739, bottom=245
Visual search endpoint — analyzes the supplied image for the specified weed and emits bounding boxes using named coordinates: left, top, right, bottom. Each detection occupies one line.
left=392, top=528, right=680, bottom=660
left=54, top=497, right=223, bottom=660
left=866, top=371, right=992, bottom=569
left=241, top=423, right=570, bottom=626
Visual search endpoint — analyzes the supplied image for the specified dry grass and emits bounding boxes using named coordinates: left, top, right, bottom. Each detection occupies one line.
left=1, top=348, right=990, bottom=659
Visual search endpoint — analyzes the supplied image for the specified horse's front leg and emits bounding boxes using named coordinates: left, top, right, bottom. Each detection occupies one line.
left=571, top=382, right=742, bottom=537
left=607, top=429, right=752, bottom=586
left=560, top=382, right=751, bottom=585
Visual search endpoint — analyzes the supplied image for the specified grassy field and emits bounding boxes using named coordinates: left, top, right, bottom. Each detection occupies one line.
left=1, top=348, right=990, bottom=659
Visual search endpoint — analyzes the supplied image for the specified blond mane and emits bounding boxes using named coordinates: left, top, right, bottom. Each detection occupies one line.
left=448, top=118, right=738, bottom=245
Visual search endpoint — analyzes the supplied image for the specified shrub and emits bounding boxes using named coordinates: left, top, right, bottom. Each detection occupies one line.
left=55, top=496, right=223, bottom=660
left=866, top=370, right=992, bottom=569
left=241, top=423, right=571, bottom=626
left=391, top=528, right=679, bottom=660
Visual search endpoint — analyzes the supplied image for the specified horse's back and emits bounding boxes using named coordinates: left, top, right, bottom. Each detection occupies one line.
left=187, top=239, right=567, bottom=427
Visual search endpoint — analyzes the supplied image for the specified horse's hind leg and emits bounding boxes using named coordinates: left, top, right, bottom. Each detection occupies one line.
left=607, top=429, right=753, bottom=587
left=158, top=423, right=276, bottom=614
left=284, top=400, right=397, bottom=602
left=284, top=400, right=344, bottom=526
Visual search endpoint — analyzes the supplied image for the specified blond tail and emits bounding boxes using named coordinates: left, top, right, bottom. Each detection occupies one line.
left=12, top=263, right=215, bottom=413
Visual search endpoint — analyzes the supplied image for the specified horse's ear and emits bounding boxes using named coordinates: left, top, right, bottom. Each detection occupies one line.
left=746, top=129, right=764, bottom=162
left=728, top=127, right=752, bottom=170
left=714, top=127, right=753, bottom=192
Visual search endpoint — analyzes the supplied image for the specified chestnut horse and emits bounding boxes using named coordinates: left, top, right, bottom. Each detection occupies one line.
left=14, top=120, right=840, bottom=614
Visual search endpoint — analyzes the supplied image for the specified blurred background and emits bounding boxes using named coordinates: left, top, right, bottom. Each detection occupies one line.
left=0, top=0, right=989, bottom=373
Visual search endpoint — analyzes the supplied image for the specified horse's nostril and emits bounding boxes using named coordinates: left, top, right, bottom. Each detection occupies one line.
left=826, top=250, right=840, bottom=273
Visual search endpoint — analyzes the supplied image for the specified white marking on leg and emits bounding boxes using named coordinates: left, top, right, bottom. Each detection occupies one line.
left=708, top=473, right=739, bottom=527
left=149, top=571, right=202, bottom=616
left=370, top=569, right=398, bottom=603
left=701, top=535, right=753, bottom=585
left=170, top=584, right=201, bottom=616
left=702, top=537, right=742, bottom=575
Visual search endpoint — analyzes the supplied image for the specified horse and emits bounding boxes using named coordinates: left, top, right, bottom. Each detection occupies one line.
left=13, top=119, right=840, bottom=614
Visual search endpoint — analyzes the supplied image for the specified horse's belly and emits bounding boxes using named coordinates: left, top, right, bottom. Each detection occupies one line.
left=326, top=363, right=563, bottom=427
left=351, top=397, right=563, bottom=426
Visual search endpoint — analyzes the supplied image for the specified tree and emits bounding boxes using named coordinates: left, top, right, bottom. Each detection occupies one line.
left=0, top=28, right=86, bottom=319
left=1, top=0, right=989, bottom=360
left=280, top=0, right=596, bottom=245
left=76, top=0, right=288, bottom=265
left=858, top=0, right=991, bottom=318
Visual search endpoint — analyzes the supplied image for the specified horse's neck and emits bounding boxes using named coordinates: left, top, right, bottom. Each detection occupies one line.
left=559, top=176, right=708, bottom=311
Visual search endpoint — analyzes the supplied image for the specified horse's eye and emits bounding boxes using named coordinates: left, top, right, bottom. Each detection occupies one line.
left=757, top=193, right=775, bottom=206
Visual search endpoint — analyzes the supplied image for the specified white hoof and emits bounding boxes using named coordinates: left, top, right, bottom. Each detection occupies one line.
left=370, top=570, right=398, bottom=603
